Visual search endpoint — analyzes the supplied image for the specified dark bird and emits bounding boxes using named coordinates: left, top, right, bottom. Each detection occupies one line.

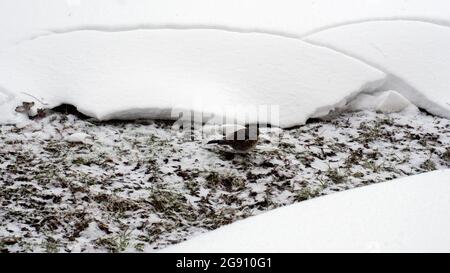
left=207, top=124, right=260, bottom=153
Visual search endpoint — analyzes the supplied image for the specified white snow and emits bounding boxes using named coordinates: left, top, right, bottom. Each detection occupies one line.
left=1, top=1, right=450, bottom=253
left=0, top=29, right=385, bottom=127
left=65, top=132, right=92, bottom=143
left=306, top=20, right=450, bottom=119
left=347, top=90, right=417, bottom=114
left=164, top=170, right=450, bottom=252
left=1, top=0, right=449, bottom=49
left=1, top=1, right=450, bottom=126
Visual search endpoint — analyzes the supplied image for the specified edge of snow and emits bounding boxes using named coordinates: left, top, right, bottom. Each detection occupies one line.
left=305, top=20, right=450, bottom=119
left=0, top=28, right=387, bottom=127
left=16, top=18, right=450, bottom=46
left=162, top=170, right=450, bottom=253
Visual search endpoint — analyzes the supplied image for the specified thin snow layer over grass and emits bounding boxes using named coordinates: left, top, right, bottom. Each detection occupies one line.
left=1, top=110, right=449, bottom=252
left=0, top=29, right=384, bottom=126
left=165, top=170, right=450, bottom=253
left=306, top=20, right=450, bottom=119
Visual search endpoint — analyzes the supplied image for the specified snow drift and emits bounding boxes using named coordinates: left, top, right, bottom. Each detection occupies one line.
left=1, top=1, right=450, bottom=126
left=306, top=20, right=450, bottom=119
left=1, top=0, right=450, bottom=49
left=163, top=170, right=450, bottom=252
left=0, top=29, right=385, bottom=127
left=347, top=90, right=417, bottom=114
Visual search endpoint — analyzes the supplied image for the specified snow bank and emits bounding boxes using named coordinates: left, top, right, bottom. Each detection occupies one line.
left=347, top=90, right=417, bottom=114
left=1, top=0, right=449, bottom=49
left=0, top=29, right=385, bottom=127
left=1, top=2, right=450, bottom=126
left=306, top=21, right=450, bottom=119
left=163, top=170, right=450, bottom=252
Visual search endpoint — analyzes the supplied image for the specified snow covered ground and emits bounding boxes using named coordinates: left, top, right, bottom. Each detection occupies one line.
left=164, top=170, right=450, bottom=253
left=0, top=109, right=449, bottom=252
left=1, top=1, right=450, bottom=253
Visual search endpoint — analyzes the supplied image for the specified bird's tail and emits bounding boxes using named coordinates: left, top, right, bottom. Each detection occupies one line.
left=207, top=139, right=227, bottom=145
